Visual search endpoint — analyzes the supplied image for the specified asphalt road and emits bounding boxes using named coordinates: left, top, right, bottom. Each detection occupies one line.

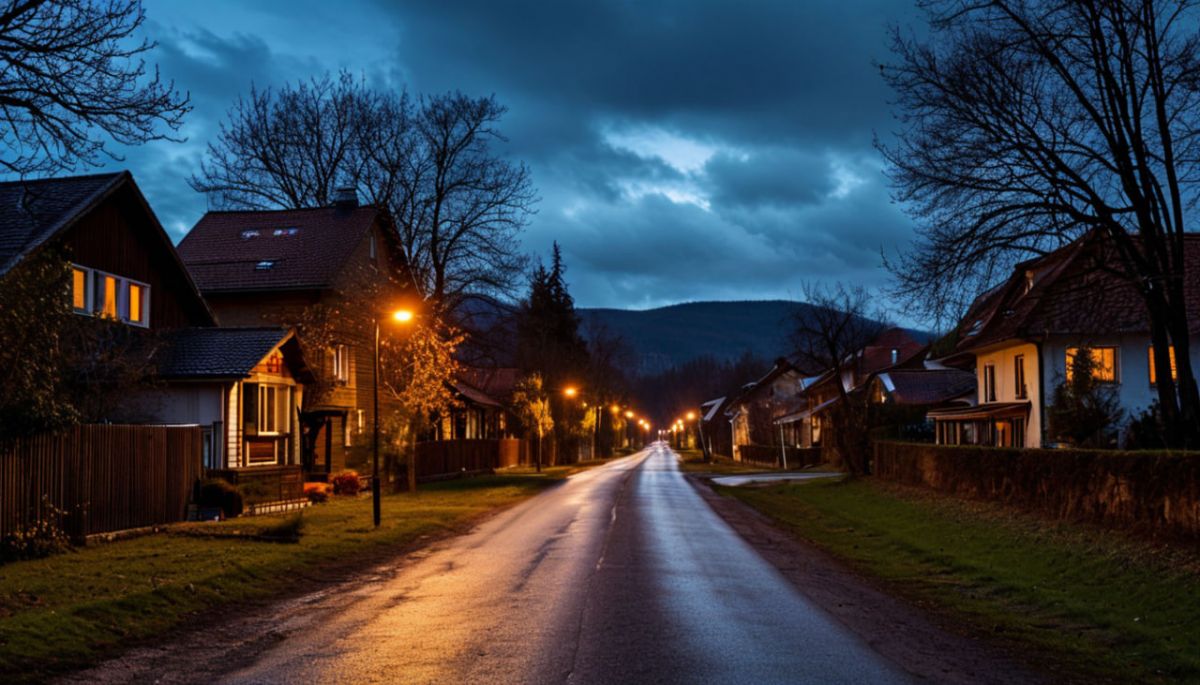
left=221, top=443, right=912, bottom=685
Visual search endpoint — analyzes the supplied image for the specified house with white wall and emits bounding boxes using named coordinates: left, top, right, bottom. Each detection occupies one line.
left=930, top=233, right=1200, bottom=448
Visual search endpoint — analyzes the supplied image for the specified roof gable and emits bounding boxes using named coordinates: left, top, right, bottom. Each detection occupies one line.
left=0, top=172, right=126, bottom=276
left=157, top=327, right=311, bottom=381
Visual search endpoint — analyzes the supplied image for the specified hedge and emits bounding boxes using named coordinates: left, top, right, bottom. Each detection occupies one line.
left=873, top=441, right=1200, bottom=537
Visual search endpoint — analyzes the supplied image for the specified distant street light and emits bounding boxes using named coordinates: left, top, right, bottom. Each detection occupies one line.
left=373, top=307, right=416, bottom=528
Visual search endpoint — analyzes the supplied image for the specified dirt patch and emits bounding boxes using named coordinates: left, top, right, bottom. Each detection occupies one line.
left=687, top=475, right=1075, bottom=685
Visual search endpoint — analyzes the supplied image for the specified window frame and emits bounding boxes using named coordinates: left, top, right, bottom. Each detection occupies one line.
left=1014, top=354, right=1027, bottom=400
left=70, top=264, right=150, bottom=328
left=332, top=344, right=351, bottom=384
left=1065, top=346, right=1119, bottom=383
left=983, top=363, right=997, bottom=402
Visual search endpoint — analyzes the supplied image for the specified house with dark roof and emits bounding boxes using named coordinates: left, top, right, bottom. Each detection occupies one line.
left=722, top=358, right=809, bottom=462
left=928, top=232, right=1200, bottom=448
left=440, top=367, right=521, bottom=441
left=177, top=193, right=410, bottom=474
left=0, top=172, right=319, bottom=479
left=773, top=327, right=932, bottom=450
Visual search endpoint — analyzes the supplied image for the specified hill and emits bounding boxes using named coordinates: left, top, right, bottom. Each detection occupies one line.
left=579, top=300, right=813, bottom=375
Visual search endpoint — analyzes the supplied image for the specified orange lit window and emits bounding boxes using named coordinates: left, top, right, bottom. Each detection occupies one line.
left=97, top=274, right=118, bottom=318
left=72, top=267, right=88, bottom=311
left=1148, top=346, right=1178, bottom=385
left=1065, top=347, right=1117, bottom=382
left=128, top=283, right=145, bottom=325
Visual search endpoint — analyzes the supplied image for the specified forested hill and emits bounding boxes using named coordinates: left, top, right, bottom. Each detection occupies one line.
left=579, top=300, right=813, bottom=375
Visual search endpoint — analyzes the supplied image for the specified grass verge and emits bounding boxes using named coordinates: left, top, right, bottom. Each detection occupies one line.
left=721, top=477, right=1200, bottom=683
left=0, top=471, right=571, bottom=682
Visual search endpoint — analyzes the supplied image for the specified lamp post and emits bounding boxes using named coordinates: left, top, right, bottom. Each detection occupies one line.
left=373, top=308, right=415, bottom=529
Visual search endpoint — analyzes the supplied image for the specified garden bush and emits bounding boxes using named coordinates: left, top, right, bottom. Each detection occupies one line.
left=0, top=498, right=71, bottom=564
left=331, top=470, right=362, bottom=496
left=303, top=482, right=330, bottom=504
left=198, top=478, right=244, bottom=519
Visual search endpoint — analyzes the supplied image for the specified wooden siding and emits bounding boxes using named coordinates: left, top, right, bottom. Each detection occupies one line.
left=60, top=185, right=212, bottom=329
left=0, top=425, right=203, bottom=538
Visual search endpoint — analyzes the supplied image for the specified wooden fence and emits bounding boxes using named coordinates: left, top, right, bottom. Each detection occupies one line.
left=735, top=444, right=824, bottom=469
left=415, top=438, right=529, bottom=480
left=0, top=424, right=203, bottom=539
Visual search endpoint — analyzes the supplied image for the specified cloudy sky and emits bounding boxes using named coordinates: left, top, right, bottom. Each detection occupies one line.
left=117, top=0, right=923, bottom=310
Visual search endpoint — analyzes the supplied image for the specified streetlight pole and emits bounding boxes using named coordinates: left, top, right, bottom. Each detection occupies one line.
left=372, top=317, right=381, bottom=528
left=372, top=308, right=415, bottom=529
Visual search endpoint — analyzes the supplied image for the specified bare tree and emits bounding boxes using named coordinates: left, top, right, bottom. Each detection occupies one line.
left=192, top=74, right=537, bottom=317
left=880, top=0, right=1200, bottom=447
left=791, top=282, right=889, bottom=474
left=0, top=0, right=189, bottom=176
left=191, top=73, right=374, bottom=209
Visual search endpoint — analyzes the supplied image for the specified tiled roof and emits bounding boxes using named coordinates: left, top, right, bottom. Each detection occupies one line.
left=459, top=367, right=520, bottom=400
left=177, top=206, right=386, bottom=293
left=157, top=327, right=294, bottom=379
left=0, top=172, right=126, bottom=276
left=957, top=233, right=1200, bottom=352
left=878, top=369, right=975, bottom=405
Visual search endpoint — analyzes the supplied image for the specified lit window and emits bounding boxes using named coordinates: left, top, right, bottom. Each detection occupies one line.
left=241, top=230, right=260, bottom=239
left=332, top=345, right=350, bottom=384
left=96, top=273, right=118, bottom=319
left=1066, top=347, right=1117, bottom=383
left=72, top=266, right=88, bottom=312
left=128, top=283, right=146, bottom=325
left=255, top=260, right=276, bottom=270
left=273, top=227, right=299, bottom=237
left=1148, top=346, right=1178, bottom=385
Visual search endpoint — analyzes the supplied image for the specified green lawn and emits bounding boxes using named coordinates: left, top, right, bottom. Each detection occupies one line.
left=675, top=449, right=766, bottom=475
left=0, top=471, right=574, bottom=681
left=722, top=478, right=1200, bottom=683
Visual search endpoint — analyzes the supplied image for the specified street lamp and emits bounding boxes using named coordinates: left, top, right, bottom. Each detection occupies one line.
left=373, top=307, right=416, bottom=528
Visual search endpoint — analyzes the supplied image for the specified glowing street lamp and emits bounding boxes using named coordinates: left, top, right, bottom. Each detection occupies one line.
left=373, top=306, right=416, bottom=528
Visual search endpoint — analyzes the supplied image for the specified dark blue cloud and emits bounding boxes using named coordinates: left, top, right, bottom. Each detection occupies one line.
left=96, top=0, right=923, bottom=309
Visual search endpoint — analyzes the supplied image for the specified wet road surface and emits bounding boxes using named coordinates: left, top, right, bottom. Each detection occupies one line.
left=221, top=443, right=911, bottom=684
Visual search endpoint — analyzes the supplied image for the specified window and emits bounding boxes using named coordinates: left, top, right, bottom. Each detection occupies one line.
left=983, top=364, right=997, bottom=402
left=357, top=409, right=365, bottom=433
left=1014, top=355, right=1027, bottom=399
left=70, top=265, right=150, bottom=327
left=244, top=383, right=290, bottom=436
left=273, top=227, right=299, bottom=237
left=128, top=282, right=146, bottom=325
left=255, top=260, right=276, bottom=270
left=1148, top=345, right=1178, bottom=385
left=240, top=229, right=260, bottom=239
left=811, top=416, right=822, bottom=446
left=1024, top=270, right=1035, bottom=295
left=890, top=348, right=899, bottom=365
left=369, top=231, right=377, bottom=259
left=344, top=415, right=353, bottom=447
left=966, top=319, right=984, bottom=336
left=332, top=345, right=350, bottom=384
left=1066, top=347, right=1118, bottom=383
left=72, top=267, right=89, bottom=312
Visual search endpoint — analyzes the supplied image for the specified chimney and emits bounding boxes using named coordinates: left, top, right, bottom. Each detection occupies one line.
left=332, top=186, right=358, bottom=210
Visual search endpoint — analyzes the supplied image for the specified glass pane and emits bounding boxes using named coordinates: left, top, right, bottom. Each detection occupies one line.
left=72, top=268, right=87, bottom=310
left=128, top=283, right=144, bottom=323
left=263, top=386, right=276, bottom=433
left=96, top=274, right=118, bottom=318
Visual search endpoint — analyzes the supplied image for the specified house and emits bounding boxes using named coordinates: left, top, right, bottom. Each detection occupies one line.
left=929, top=233, right=1200, bottom=447
left=774, top=327, right=932, bottom=449
left=437, top=368, right=521, bottom=441
left=723, top=358, right=808, bottom=461
left=177, top=192, right=410, bottom=475
left=0, top=172, right=214, bottom=335
left=151, top=327, right=314, bottom=471
left=0, top=171, right=322, bottom=513
left=699, top=395, right=735, bottom=458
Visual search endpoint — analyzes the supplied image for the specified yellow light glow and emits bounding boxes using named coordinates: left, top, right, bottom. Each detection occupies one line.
left=686, top=411, right=696, bottom=421
left=625, top=410, right=634, bottom=419
left=393, top=309, right=415, bottom=323
left=564, top=386, right=578, bottom=398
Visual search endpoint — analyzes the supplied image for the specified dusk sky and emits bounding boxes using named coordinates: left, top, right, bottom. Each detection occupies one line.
left=117, top=0, right=922, bottom=310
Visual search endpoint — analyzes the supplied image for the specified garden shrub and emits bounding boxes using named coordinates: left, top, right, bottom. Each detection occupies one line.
left=198, top=478, right=244, bottom=519
left=304, top=482, right=330, bottom=504
left=0, top=498, right=71, bottom=564
left=331, top=470, right=362, bottom=496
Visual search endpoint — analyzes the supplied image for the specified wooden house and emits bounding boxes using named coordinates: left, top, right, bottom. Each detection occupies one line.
left=177, top=193, right=410, bottom=475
